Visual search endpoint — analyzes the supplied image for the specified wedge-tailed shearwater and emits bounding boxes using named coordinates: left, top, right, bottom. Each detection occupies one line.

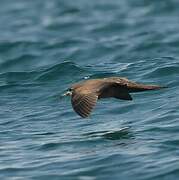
left=63, top=77, right=166, bottom=118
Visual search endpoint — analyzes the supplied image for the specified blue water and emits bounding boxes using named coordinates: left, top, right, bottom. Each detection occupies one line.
left=0, top=0, right=179, bottom=179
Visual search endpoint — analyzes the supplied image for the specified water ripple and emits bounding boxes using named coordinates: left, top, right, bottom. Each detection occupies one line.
left=0, top=0, right=179, bottom=180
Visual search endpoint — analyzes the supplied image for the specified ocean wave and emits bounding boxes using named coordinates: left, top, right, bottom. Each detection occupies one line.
left=0, top=61, right=91, bottom=87
left=143, top=64, right=179, bottom=78
left=0, top=71, right=39, bottom=85
left=1, top=0, right=179, bottom=179
left=0, top=53, right=40, bottom=72
left=35, top=61, right=89, bottom=82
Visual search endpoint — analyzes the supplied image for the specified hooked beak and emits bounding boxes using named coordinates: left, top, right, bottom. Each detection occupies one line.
left=62, top=91, right=72, bottom=96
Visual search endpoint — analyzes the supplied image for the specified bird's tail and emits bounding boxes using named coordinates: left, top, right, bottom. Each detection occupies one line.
left=128, top=83, right=167, bottom=93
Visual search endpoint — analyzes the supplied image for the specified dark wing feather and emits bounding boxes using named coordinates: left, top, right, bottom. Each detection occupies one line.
left=113, top=83, right=133, bottom=100
left=71, top=91, right=98, bottom=118
left=99, top=81, right=132, bottom=100
left=110, top=77, right=164, bottom=92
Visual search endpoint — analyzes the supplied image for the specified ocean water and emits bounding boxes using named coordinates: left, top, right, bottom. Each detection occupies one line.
left=0, top=0, right=179, bottom=179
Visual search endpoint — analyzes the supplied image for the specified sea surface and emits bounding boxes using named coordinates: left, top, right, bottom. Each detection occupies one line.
left=0, top=0, right=179, bottom=180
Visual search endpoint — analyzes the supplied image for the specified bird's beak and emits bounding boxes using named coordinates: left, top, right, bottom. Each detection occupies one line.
left=62, top=91, right=72, bottom=96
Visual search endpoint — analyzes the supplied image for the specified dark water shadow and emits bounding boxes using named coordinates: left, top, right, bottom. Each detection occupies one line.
left=102, top=127, right=134, bottom=140
left=83, top=127, right=134, bottom=141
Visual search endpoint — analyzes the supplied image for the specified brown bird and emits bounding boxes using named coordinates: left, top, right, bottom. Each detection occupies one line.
left=63, top=77, right=165, bottom=118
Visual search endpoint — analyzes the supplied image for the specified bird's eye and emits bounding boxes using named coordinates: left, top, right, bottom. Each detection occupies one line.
left=68, top=88, right=72, bottom=91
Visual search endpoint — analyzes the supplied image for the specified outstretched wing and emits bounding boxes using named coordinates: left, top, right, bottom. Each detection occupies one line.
left=107, top=77, right=163, bottom=93
left=99, top=80, right=133, bottom=100
left=71, top=90, right=98, bottom=118
left=114, top=84, right=133, bottom=100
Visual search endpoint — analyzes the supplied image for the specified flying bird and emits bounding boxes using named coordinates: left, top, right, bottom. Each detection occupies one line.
left=63, top=77, right=166, bottom=118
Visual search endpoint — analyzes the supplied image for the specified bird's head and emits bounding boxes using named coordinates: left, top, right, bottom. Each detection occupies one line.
left=62, top=87, right=73, bottom=96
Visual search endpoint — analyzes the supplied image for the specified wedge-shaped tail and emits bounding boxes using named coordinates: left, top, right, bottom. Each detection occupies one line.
left=127, top=83, right=167, bottom=93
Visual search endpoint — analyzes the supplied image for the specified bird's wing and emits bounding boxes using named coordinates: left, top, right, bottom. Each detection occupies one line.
left=111, top=77, right=163, bottom=92
left=108, top=81, right=132, bottom=100
left=71, top=89, right=98, bottom=118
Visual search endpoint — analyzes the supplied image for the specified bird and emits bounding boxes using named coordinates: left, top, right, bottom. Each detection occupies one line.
left=63, top=77, right=166, bottom=118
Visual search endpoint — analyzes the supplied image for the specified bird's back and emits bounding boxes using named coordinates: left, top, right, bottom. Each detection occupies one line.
left=73, top=77, right=127, bottom=89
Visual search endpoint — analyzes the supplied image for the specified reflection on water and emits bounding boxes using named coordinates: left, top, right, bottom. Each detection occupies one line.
left=83, top=127, right=134, bottom=141
left=102, top=127, right=134, bottom=140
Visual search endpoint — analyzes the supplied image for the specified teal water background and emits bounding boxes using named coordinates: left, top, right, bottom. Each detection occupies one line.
left=0, top=0, right=179, bottom=179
